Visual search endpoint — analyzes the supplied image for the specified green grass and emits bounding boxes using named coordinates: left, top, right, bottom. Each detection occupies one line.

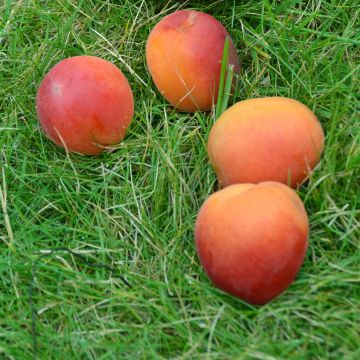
left=1, top=0, right=359, bottom=359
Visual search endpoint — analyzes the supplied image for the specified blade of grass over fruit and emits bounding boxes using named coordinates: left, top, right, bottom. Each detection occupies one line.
left=215, top=37, right=230, bottom=120
left=220, top=64, right=234, bottom=115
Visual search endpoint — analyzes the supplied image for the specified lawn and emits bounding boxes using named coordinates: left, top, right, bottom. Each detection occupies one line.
left=0, top=0, right=359, bottom=359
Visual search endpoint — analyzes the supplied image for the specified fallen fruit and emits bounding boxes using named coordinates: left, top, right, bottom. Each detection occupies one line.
left=208, top=97, right=324, bottom=187
left=146, top=9, right=239, bottom=112
left=195, top=182, right=309, bottom=305
left=36, top=55, right=134, bottom=155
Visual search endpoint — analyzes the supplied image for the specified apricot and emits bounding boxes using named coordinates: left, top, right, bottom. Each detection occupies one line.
left=208, top=97, right=325, bottom=187
left=195, top=182, right=309, bottom=305
left=36, top=55, right=134, bottom=155
left=146, top=10, right=239, bottom=112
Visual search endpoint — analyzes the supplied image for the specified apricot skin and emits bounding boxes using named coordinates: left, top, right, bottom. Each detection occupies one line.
left=146, top=10, right=239, bottom=112
left=36, top=56, right=134, bottom=155
left=195, top=182, right=309, bottom=305
left=208, top=97, right=325, bottom=187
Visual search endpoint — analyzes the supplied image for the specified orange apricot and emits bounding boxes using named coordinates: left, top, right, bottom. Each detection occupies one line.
left=208, top=97, right=325, bottom=187
left=146, top=10, right=239, bottom=112
left=36, top=56, right=134, bottom=155
left=195, top=182, right=309, bottom=305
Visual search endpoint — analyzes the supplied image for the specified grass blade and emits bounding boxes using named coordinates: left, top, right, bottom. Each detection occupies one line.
left=220, top=64, right=234, bottom=116
left=215, top=37, right=230, bottom=119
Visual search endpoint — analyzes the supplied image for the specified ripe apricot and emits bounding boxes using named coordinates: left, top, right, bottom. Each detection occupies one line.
left=36, top=55, right=134, bottom=155
left=208, top=97, right=324, bottom=187
left=146, top=10, right=239, bottom=112
left=195, top=182, right=309, bottom=305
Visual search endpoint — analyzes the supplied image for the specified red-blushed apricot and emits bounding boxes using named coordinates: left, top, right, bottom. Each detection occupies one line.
left=36, top=56, right=134, bottom=155
left=146, top=10, right=239, bottom=112
left=194, top=182, right=309, bottom=305
left=208, top=97, right=325, bottom=187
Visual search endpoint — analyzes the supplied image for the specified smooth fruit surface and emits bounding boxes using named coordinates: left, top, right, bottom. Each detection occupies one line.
left=208, top=97, right=324, bottom=187
left=36, top=55, right=134, bottom=155
left=146, top=10, right=239, bottom=112
left=195, top=182, right=309, bottom=305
